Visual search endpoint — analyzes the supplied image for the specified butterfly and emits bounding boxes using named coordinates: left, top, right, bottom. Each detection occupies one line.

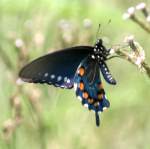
left=19, top=39, right=116, bottom=126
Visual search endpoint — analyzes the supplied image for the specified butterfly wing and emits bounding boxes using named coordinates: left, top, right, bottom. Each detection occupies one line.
left=99, top=61, right=116, bottom=85
left=19, top=46, right=93, bottom=89
left=74, top=56, right=110, bottom=126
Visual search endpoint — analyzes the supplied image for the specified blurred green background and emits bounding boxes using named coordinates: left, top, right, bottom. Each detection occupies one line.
left=0, top=0, right=150, bottom=149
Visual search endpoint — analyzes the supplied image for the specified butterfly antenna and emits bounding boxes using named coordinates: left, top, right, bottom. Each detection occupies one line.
left=96, top=24, right=101, bottom=40
left=103, top=19, right=111, bottom=35
left=95, top=20, right=111, bottom=40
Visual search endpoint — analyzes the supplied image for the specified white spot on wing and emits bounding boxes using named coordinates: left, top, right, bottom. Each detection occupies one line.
left=67, top=79, right=70, bottom=83
left=57, top=76, right=62, bottom=81
left=60, top=85, right=65, bottom=88
left=50, top=74, right=55, bottom=79
left=103, top=107, right=107, bottom=111
left=109, top=77, right=113, bottom=80
left=64, top=77, right=68, bottom=82
left=77, top=96, right=82, bottom=101
left=83, top=104, right=88, bottom=108
left=44, top=73, right=49, bottom=77
left=91, top=55, right=95, bottom=59
left=55, top=83, right=59, bottom=87
left=74, top=83, right=78, bottom=91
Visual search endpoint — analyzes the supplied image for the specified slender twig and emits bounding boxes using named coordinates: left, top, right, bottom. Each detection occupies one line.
left=141, top=62, right=150, bottom=78
left=0, top=46, right=13, bottom=70
left=123, top=3, right=150, bottom=33
left=107, top=55, right=121, bottom=60
left=131, top=15, right=150, bottom=33
left=110, top=36, right=150, bottom=78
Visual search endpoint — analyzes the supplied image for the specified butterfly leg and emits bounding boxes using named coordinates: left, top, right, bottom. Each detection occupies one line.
left=99, top=62, right=116, bottom=85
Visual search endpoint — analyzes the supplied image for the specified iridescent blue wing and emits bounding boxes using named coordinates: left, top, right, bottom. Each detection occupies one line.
left=74, top=56, right=110, bottom=126
left=99, top=61, right=116, bottom=85
left=19, top=46, right=93, bottom=89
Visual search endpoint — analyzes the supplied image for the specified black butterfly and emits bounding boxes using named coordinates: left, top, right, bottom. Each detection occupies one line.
left=19, top=39, right=116, bottom=126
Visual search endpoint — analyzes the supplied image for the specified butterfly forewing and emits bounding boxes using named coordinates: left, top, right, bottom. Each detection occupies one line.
left=19, top=46, right=93, bottom=88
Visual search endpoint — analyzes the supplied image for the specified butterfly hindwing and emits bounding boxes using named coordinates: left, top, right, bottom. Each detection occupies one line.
left=19, top=46, right=93, bottom=89
left=74, top=56, right=110, bottom=126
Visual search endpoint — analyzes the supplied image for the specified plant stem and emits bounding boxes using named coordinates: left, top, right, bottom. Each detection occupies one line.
left=131, top=16, right=150, bottom=33
left=0, top=46, right=13, bottom=70
left=142, top=62, right=150, bottom=78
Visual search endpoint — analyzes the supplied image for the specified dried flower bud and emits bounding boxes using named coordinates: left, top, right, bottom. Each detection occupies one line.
left=2, top=119, right=15, bottom=141
left=124, top=35, right=134, bottom=43
left=129, top=40, right=145, bottom=68
left=136, top=2, right=146, bottom=10
left=34, top=32, right=44, bottom=46
left=128, top=7, right=135, bottom=15
left=121, top=35, right=146, bottom=70
left=16, top=78, right=25, bottom=85
left=109, top=48, right=115, bottom=54
left=123, top=13, right=131, bottom=20
left=83, top=18, right=92, bottom=28
left=3, top=119, right=15, bottom=132
left=138, top=3, right=149, bottom=17
left=123, top=7, right=135, bottom=20
left=30, top=88, right=42, bottom=99
left=146, top=16, right=150, bottom=22
left=15, top=116, right=22, bottom=125
left=58, top=19, right=71, bottom=30
left=13, top=96, right=21, bottom=110
left=27, top=87, right=42, bottom=113
left=15, top=38, right=24, bottom=48
left=62, top=33, right=73, bottom=44
left=134, top=42, right=145, bottom=60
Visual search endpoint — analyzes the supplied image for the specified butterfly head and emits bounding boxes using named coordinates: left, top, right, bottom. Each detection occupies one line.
left=92, top=39, right=110, bottom=63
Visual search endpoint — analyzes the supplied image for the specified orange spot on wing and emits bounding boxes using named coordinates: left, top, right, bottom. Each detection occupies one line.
left=98, top=93, right=103, bottom=100
left=78, top=67, right=85, bottom=76
left=83, top=92, right=89, bottom=99
left=79, top=82, right=84, bottom=90
left=98, top=83, right=103, bottom=89
left=88, top=98, right=94, bottom=104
